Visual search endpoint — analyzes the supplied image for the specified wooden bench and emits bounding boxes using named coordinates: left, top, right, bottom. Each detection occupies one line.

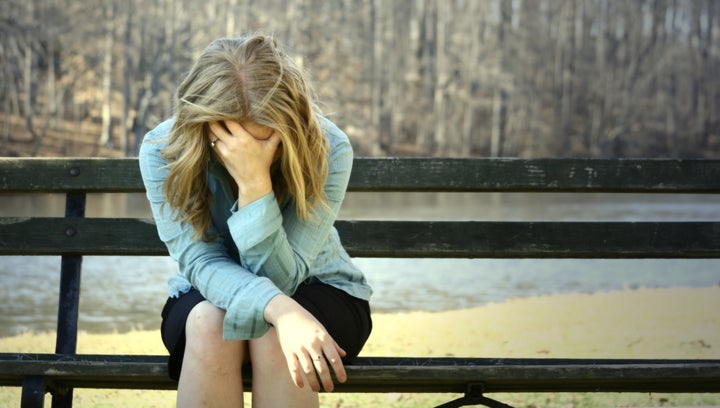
left=1, top=157, right=720, bottom=408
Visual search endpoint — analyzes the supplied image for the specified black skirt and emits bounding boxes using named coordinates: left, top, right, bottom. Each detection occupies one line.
left=160, top=282, right=372, bottom=381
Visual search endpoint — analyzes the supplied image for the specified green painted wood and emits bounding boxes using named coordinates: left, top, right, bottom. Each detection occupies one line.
left=1, top=354, right=718, bottom=393
left=336, top=220, right=720, bottom=258
left=349, top=157, right=720, bottom=193
left=1, top=217, right=719, bottom=258
left=0, top=217, right=164, bottom=255
left=2, top=158, right=720, bottom=193
left=0, top=158, right=143, bottom=193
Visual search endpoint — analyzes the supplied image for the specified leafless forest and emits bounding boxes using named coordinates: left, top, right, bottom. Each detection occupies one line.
left=1, top=0, right=719, bottom=158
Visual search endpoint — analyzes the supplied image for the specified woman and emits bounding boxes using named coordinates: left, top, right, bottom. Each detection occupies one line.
left=139, top=34, right=372, bottom=407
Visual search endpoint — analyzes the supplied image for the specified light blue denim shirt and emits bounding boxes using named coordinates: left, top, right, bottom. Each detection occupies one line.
left=139, top=116, right=372, bottom=340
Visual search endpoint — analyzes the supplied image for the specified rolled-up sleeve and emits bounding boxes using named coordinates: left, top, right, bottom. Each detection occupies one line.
left=138, top=121, right=282, bottom=340
left=227, top=119, right=354, bottom=295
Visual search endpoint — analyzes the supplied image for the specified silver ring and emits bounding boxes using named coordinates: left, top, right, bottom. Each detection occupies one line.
left=210, top=139, right=218, bottom=148
left=314, top=355, right=323, bottom=362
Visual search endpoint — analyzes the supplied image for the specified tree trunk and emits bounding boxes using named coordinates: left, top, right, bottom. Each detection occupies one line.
left=705, top=0, right=716, bottom=150
left=553, top=0, right=575, bottom=155
left=461, top=1, right=483, bottom=157
left=665, top=71, right=678, bottom=153
left=620, top=1, right=660, bottom=144
left=226, top=0, right=238, bottom=36
left=491, top=0, right=512, bottom=157
left=698, top=0, right=714, bottom=149
left=23, top=34, right=37, bottom=141
left=490, top=89, right=507, bottom=157
left=369, top=0, right=382, bottom=154
left=120, top=0, right=134, bottom=155
left=99, top=2, right=116, bottom=148
left=417, top=0, right=436, bottom=153
left=432, top=1, right=447, bottom=155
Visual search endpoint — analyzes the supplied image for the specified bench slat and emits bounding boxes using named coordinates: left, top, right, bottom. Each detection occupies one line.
left=1, top=354, right=718, bottom=393
left=2, top=156, right=720, bottom=402
left=2, top=158, right=720, bottom=193
left=1, top=217, right=719, bottom=258
left=350, top=157, right=720, bottom=193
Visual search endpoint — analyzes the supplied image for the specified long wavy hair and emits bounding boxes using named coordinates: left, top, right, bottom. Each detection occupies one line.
left=162, top=35, right=329, bottom=240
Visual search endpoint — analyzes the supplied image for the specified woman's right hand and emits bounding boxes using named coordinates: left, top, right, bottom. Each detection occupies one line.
left=209, top=120, right=281, bottom=207
left=263, top=294, right=348, bottom=392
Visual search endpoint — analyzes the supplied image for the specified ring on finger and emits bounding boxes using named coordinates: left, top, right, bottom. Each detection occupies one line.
left=314, top=355, right=324, bottom=362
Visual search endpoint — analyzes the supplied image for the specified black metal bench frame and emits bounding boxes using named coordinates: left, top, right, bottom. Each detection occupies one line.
left=1, top=157, right=720, bottom=407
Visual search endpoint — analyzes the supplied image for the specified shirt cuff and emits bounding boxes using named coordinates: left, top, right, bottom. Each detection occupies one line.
left=228, top=191, right=283, bottom=252
left=223, top=276, right=283, bottom=340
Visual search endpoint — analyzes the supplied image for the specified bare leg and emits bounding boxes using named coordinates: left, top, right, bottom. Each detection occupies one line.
left=177, top=300, right=247, bottom=408
left=249, top=327, right=319, bottom=408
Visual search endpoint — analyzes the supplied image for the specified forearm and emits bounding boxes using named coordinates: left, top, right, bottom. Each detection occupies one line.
left=228, top=193, right=309, bottom=294
left=180, top=251, right=283, bottom=339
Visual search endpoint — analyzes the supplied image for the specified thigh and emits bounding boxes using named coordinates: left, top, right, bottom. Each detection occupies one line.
left=160, top=288, right=207, bottom=380
left=291, top=282, right=372, bottom=363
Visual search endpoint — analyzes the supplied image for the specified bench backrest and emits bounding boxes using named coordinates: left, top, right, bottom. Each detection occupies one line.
left=1, top=157, right=720, bottom=258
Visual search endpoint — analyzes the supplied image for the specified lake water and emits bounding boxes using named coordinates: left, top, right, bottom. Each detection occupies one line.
left=1, top=192, right=720, bottom=338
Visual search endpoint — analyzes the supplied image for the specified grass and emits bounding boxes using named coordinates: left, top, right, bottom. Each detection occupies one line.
left=1, top=286, right=719, bottom=407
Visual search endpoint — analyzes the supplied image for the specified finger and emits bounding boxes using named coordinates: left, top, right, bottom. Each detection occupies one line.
left=324, top=343, right=347, bottom=384
left=266, top=131, right=282, bottom=151
left=334, top=339, right=347, bottom=358
left=208, top=122, right=229, bottom=143
left=300, top=353, right=321, bottom=392
left=286, top=354, right=305, bottom=389
left=312, top=353, right=335, bottom=392
left=224, top=120, right=253, bottom=140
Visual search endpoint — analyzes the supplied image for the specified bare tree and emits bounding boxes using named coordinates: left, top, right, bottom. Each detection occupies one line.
left=491, top=0, right=513, bottom=157
left=99, top=1, right=116, bottom=148
left=2, top=0, right=720, bottom=158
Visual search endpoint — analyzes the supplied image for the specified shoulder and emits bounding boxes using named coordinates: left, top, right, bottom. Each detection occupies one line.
left=138, top=118, right=174, bottom=176
left=142, top=118, right=175, bottom=146
left=317, top=116, right=354, bottom=182
left=318, top=115, right=353, bottom=163
left=139, top=119, right=174, bottom=159
left=318, top=115, right=350, bottom=150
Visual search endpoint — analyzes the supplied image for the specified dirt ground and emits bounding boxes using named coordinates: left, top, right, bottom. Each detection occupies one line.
left=1, top=286, right=719, bottom=407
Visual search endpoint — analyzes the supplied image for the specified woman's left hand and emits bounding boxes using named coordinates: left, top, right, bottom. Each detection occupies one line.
left=264, top=294, right=348, bottom=392
left=209, top=120, right=281, bottom=207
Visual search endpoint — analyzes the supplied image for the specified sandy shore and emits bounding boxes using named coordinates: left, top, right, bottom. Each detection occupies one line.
left=1, top=286, right=719, bottom=407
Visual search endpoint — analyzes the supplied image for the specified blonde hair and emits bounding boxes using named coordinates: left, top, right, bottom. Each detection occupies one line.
left=162, top=35, right=329, bottom=240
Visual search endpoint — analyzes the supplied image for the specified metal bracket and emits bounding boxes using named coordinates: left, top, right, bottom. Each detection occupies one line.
left=435, top=383, right=515, bottom=408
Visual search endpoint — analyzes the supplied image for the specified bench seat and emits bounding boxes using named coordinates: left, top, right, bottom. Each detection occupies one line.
left=1, top=353, right=719, bottom=394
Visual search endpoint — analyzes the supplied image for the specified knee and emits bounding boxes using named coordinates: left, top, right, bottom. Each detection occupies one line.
left=186, top=301, right=225, bottom=342
left=249, top=328, right=286, bottom=369
left=185, top=301, right=244, bottom=365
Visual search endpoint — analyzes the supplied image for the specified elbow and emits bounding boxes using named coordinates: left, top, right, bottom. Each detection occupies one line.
left=177, top=245, right=228, bottom=286
left=262, top=254, right=310, bottom=296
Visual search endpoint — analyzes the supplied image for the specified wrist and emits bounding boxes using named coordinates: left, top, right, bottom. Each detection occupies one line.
left=263, top=294, right=298, bottom=326
left=236, top=176, right=272, bottom=207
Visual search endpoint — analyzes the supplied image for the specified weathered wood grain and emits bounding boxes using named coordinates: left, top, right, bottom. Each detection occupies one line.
left=1, top=217, right=719, bottom=258
left=2, top=157, right=720, bottom=193
left=0, top=354, right=718, bottom=393
left=2, top=157, right=720, bottom=403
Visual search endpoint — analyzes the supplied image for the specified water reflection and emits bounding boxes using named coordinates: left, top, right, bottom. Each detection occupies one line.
left=5, top=191, right=720, bottom=221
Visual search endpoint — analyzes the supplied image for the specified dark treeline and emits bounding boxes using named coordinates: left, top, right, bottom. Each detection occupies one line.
left=1, top=0, right=719, bottom=158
